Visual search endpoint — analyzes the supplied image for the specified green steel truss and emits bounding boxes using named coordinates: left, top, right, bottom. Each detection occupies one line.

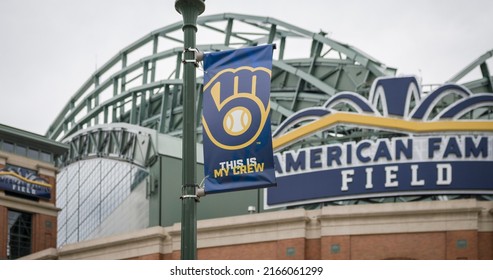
left=448, top=49, right=493, bottom=93
left=59, top=123, right=158, bottom=168
left=46, top=13, right=395, bottom=143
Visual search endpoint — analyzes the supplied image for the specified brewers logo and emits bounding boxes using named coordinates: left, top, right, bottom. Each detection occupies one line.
left=202, top=66, right=271, bottom=150
left=202, top=45, right=277, bottom=194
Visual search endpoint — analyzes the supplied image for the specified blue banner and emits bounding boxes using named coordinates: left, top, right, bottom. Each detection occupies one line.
left=202, top=45, right=277, bottom=194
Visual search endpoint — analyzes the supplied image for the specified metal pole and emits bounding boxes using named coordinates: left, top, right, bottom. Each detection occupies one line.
left=175, top=0, right=205, bottom=260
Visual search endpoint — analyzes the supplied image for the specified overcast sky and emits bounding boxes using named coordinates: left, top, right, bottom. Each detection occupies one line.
left=1, top=0, right=492, bottom=135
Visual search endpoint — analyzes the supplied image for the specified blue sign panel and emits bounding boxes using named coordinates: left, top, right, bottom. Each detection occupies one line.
left=268, top=136, right=493, bottom=206
left=267, top=76, right=493, bottom=208
left=0, top=166, right=51, bottom=199
left=202, top=45, right=277, bottom=194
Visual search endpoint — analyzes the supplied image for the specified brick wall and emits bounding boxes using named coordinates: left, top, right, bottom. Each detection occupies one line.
left=32, top=214, right=57, bottom=253
left=478, top=232, right=493, bottom=260
left=305, top=238, right=321, bottom=260
left=0, top=206, right=6, bottom=259
left=21, top=199, right=493, bottom=260
left=320, top=231, right=483, bottom=260
left=39, top=174, right=56, bottom=205
left=321, top=235, right=351, bottom=260
left=172, top=238, right=308, bottom=260
left=104, top=229, right=493, bottom=260
left=198, top=241, right=278, bottom=260
left=349, top=232, right=446, bottom=259
left=131, top=230, right=491, bottom=260
left=446, top=230, right=478, bottom=260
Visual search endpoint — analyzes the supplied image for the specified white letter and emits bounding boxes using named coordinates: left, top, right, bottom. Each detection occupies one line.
left=436, top=163, right=452, bottom=185
left=365, top=168, right=373, bottom=189
left=341, top=170, right=354, bottom=192
left=410, top=164, right=425, bottom=186
left=385, top=166, right=399, bottom=187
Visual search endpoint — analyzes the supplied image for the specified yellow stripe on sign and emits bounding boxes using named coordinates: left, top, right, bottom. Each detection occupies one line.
left=273, top=112, right=493, bottom=150
left=0, top=171, right=52, bottom=188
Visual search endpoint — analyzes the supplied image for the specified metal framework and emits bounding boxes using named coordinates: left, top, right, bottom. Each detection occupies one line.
left=448, top=49, right=493, bottom=93
left=59, top=123, right=157, bottom=168
left=46, top=13, right=395, bottom=144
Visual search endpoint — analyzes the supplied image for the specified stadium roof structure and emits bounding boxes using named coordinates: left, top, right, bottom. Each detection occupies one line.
left=45, top=13, right=493, bottom=170
left=46, top=13, right=396, bottom=142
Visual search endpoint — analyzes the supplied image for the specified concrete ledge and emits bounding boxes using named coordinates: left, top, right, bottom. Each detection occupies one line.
left=36, top=163, right=58, bottom=177
left=168, top=208, right=309, bottom=250
left=57, top=226, right=170, bottom=260
left=0, top=191, right=59, bottom=216
left=20, top=248, right=58, bottom=260
left=20, top=199, right=493, bottom=260
left=320, top=199, right=487, bottom=236
left=478, top=201, right=493, bottom=232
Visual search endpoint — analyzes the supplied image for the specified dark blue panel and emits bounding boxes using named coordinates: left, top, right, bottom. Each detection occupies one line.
left=267, top=161, right=493, bottom=206
left=202, top=45, right=277, bottom=194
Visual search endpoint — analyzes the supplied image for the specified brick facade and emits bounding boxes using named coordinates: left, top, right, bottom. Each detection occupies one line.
left=305, top=238, right=321, bottom=260
left=127, top=230, right=492, bottom=260
left=478, top=232, right=493, bottom=259
left=32, top=214, right=57, bottom=253
left=0, top=151, right=60, bottom=259
left=0, top=206, right=7, bottom=259
left=197, top=241, right=279, bottom=260
left=27, top=199, right=492, bottom=260
left=321, top=235, right=351, bottom=260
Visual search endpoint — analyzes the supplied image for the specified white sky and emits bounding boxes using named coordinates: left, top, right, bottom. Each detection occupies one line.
left=1, top=0, right=492, bottom=135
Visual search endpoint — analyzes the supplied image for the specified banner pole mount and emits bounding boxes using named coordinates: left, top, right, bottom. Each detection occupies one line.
left=182, top=47, right=204, bottom=66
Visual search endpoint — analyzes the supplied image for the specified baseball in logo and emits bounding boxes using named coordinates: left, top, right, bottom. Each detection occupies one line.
left=202, top=66, right=272, bottom=150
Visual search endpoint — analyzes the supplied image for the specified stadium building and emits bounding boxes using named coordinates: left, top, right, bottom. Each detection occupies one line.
left=0, top=124, right=67, bottom=259
left=17, top=13, right=493, bottom=260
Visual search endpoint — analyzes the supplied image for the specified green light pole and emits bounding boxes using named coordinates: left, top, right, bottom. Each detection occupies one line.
left=175, top=0, right=205, bottom=260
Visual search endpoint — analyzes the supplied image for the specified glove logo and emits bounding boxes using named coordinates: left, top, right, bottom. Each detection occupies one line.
left=202, top=66, right=271, bottom=150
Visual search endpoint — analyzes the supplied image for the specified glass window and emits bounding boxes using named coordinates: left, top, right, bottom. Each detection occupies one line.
left=40, top=151, right=52, bottom=163
left=27, top=148, right=39, bottom=160
left=2, top=141, right=14, bottom=153
left=56, top=158, right=148, bottom=247
left=7, top=210, right=32, bottom=259
left=15, top=145, right=27, bottom=156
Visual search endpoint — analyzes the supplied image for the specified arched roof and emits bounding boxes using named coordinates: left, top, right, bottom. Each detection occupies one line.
left=46, top=13, right=395, bottom=142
